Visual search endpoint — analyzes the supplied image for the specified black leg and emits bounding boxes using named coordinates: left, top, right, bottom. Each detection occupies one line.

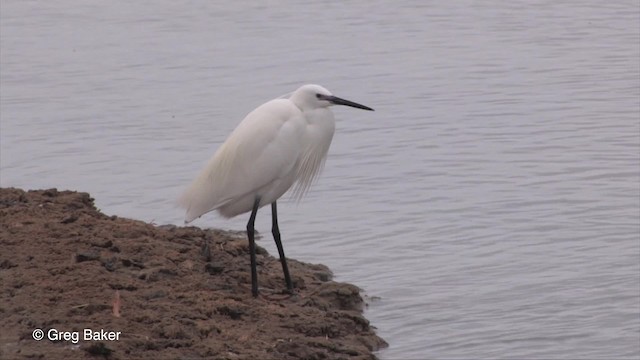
left=247, top=197, right=260, bottom=297
left=272, top=201, right=293, bottom=291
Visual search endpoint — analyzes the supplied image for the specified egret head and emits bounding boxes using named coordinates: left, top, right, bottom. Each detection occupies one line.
left=291, top=84, right=374, bottom=112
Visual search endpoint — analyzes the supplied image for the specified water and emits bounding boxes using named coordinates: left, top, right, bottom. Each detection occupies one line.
left=2, top=1, right=639, bottom=358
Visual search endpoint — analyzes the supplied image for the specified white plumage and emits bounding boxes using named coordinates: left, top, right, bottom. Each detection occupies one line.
left=178, top=84, right=373, bottom=296
left=180, top=84, right=346, bottom=221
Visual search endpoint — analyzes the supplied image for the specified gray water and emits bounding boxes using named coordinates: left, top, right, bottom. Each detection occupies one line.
left=2, top=1, right=639, bottom=358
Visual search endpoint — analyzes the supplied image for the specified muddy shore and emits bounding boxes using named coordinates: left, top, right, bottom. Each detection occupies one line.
left=0, top=188, right=387, bottom=359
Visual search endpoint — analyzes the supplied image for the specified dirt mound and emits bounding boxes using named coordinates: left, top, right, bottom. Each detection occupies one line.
left=0, top=188, right=387, bottom=359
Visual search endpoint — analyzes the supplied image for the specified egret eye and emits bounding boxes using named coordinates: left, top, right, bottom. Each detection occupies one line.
left=315, top=93, right=322, bottom=99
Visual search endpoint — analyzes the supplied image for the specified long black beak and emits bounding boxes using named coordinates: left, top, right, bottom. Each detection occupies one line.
left=322, top=95, right=374, bottom=111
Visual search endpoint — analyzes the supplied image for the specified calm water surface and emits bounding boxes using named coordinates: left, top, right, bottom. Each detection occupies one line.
left=2, top=1, right=639, bottom=358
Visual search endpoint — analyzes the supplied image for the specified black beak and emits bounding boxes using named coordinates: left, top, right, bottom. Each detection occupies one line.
left=321, top=95, right=374, bottom=111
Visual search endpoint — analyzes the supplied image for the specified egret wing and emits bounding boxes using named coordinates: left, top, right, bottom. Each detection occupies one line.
left=179, top=99, right=305, bottom=222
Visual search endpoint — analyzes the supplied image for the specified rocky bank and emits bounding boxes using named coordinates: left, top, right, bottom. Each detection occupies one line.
left=0, top=188, right=387, bottom=359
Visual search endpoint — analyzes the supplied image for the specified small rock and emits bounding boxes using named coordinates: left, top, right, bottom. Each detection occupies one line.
left=84, top=342, right=113, bottom=356
left=217, top=305, right=244, bottom=320
left=201, top=240, right=212, bottom=262
left=42, top=188, right=58, bottom=197
left=0, top=259, right=17, bottom=269
left=181, top=259, right=195, bottom=270
left=205, top=263, right=224, bottom=275
left=75, top=251, right=100, bottom=263
left=91, top=239, right=113, bottom=248
left=102, top=257, right=118, bottom=271
left=143, top=290, right=167, bottom=300
left=60, top=214, right=78, bottom=224
left=121, top=258, right=144, bottom=269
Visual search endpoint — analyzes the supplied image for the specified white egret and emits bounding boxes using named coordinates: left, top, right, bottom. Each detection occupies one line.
left=179, top=84, right=374, bottom=297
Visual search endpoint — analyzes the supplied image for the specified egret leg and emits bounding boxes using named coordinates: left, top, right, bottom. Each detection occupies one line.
left=247, top=197, right=260, bottom=297
left=272, top=201, right=293, bottom=291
